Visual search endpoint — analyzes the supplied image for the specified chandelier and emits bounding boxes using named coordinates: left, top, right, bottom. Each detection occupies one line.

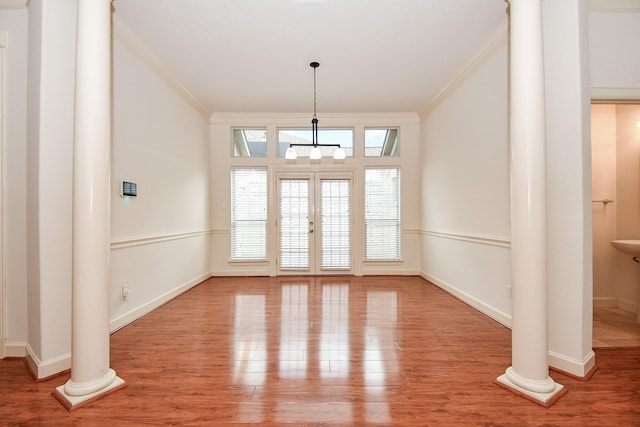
left=285, top=62, right=346, bottom=161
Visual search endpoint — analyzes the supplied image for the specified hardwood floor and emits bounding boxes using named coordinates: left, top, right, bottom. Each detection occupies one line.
left=1, top=276, right=639, bottom=425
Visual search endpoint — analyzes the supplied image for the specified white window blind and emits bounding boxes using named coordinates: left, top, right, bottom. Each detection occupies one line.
left=231, top=169, right=267, bottom=259
left=321, top=179, right=351, bottom=270
left=279, top=179, right=310, bottom=269
left=365, top=168, right=400, bottom=260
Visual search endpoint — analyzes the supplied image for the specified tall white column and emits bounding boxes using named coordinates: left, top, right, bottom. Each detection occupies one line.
left=53, top=0, right=125, bottom=410
left=496, top=0, right=564, bottom=406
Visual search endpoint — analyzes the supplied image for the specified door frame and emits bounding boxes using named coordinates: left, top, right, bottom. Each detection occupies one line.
left=275, top=169, right=354, bottom=276
left=0, top=31, right=6, bottom=358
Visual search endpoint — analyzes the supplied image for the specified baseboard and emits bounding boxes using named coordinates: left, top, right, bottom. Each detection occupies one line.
left=25, top=343, right=71, bottom=380
left=549, top=350, right=597, bottom=379
left=616, top=298, right=638, bottom=314
left=4, top=341, right=26, bottom=358
left=593, top=297, right=617, bottom=308
left=421, top=271, right=599, bottom=379
left=209, top=270, right=270, bottom=277
left=420, top=271, right=511, bottom=328
left=110, top=272, right=211, bottom=332
left=362, top=269, right=421, bottom=276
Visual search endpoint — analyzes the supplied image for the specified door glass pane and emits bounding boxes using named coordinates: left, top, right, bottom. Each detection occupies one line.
left=320, top=179, right=351, bottom=270
left=280, top=179, right=310, bottom=269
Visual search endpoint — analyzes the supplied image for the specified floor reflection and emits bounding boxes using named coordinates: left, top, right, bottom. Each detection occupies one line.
left=279, top=284, right=308, bottom=379
left=364, top=290, right=397, bottom=424
left=321, top=283, right=350, bottom=379
left=231, top=277, right=400, bottom=424
left=231, top=294, right=266, bottom=386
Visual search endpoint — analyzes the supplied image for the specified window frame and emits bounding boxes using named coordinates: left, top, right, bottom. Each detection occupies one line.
left=230, top=167, right=269, bottom=261
left=231, top=127, right=268, bottom=158
left=364, top=167, right=401, bottom=261
left=364, top=127, right=400, bottom=157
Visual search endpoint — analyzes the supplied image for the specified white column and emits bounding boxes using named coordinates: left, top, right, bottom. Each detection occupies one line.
left=496, top=0, right=564, bottom=406
left=54, top=0, right=125, bottom=410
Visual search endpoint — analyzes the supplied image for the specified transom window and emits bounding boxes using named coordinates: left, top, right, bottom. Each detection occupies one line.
left=278, top=128, right=353, bottom=158
left=233, top=128, right=267, bottom=157
left=365, top=128, right=399, bottom=157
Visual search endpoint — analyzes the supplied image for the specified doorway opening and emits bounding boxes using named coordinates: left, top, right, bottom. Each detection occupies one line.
left=591, top=102, right=640, bottom=347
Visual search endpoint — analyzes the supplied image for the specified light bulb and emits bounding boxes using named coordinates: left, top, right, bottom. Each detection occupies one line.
left=285, top=147, right=297, bottom=160
left=310, top=146, right=322, bottom=160
left=333, top=147, right=346, bottom=160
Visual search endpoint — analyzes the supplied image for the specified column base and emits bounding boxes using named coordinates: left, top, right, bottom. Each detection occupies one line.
left=496, top=370, right=566, bottom=407
left=53, top=371, right=126, bottom=411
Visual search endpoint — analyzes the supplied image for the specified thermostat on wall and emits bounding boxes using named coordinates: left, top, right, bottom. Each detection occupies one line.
left=121, top=181, right=137, bottom=197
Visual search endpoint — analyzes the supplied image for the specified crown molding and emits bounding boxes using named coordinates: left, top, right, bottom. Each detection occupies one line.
left=112, top=14, right=211, bottom=120
left=588, top=0, right=640, bottom=13
left=0, top=0, right=28, bottom=9
left=209, top=111, right=420, bottom=125
left=419, top=18, right=508, bottom=119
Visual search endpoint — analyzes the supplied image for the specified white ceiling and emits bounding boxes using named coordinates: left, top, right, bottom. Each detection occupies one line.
left=112, top=0, right=507, bottom=114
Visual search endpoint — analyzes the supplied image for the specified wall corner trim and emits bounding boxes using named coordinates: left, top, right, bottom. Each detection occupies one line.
left=112, top=14, right=212, bottom=120
left=549, top=350, right=597, bottom=379
left=24, top=344, right=71, bottom=380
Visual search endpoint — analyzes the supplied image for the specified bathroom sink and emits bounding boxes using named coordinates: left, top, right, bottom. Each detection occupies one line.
left=611, top=240, right=640, bottom=255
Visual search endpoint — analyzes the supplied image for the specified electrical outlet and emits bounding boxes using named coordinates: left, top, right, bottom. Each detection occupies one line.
left=122, top=284, right=131, bottom=300
left=505, top=284, right=512, bottom=299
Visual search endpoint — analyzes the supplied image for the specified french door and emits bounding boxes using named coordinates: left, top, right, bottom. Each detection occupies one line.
left=277, top=172, right=353, bottom=275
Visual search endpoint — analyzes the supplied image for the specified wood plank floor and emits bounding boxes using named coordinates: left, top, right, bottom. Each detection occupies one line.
left=1, top=276, right=639, bottom=425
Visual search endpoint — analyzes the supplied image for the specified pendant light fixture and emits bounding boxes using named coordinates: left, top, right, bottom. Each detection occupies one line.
left=286, top=62, right=345, bottom=160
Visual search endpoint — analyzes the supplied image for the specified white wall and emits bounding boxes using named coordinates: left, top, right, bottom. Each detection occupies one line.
left=589, top=12, right=640, bottom=95
left=210, top=114, right=421, bottom=277
left=543, top=0, right=593, bottom=375
left=110, top=32, right=211, bottom=331
left=420, top=42, right=511, bottom=326
left=0, top=7, right=29, bottom=357
left=25, top=0, right=77, bottom=376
